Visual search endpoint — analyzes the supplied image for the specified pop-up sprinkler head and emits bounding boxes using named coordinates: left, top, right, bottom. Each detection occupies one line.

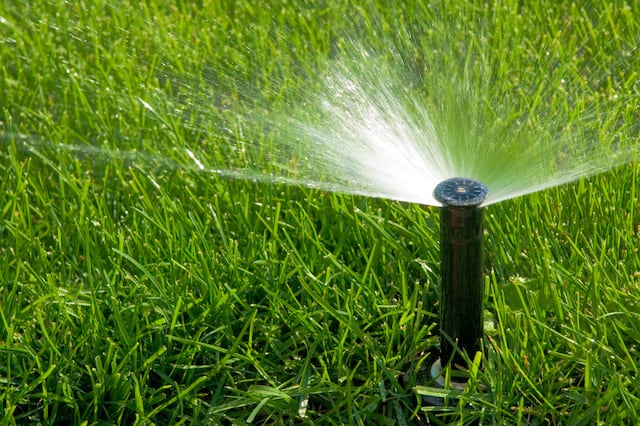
left=433, top=177, right=488, bottom=372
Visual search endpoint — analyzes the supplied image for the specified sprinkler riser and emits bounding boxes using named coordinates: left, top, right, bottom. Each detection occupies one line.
left=433, top=177, right=488, bottom=370
left=438, top=205, right=484, bottom=368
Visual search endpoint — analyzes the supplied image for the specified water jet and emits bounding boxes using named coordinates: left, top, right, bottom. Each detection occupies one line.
left=433, top=177, right=488, bottom=375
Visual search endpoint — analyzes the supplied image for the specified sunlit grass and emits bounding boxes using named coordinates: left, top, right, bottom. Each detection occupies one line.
left=1, top=0, right=639, bottom=424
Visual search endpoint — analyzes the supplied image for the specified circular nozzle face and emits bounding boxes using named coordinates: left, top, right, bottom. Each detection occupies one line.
left=434, top=177, right=489, bottom=207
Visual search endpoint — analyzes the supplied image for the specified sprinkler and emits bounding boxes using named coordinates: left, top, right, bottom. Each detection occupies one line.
left=433, top=177, right=488, bottom=375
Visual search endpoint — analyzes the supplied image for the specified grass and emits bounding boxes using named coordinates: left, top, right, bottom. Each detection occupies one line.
left=1, top=0, right=639, bottom=424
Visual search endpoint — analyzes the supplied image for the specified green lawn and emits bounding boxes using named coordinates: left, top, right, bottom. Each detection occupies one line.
left=1, top=1, right=639, bottom=424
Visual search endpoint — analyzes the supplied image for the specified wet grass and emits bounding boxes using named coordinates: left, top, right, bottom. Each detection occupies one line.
left=1, top=0, right=639, bottom=424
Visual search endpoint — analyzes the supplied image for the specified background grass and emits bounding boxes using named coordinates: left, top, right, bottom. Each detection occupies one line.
left=1, top=0, right=639, bottom=424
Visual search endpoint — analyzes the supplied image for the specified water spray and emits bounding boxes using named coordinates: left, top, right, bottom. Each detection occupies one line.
left=432, top=177, right=488, bottom=378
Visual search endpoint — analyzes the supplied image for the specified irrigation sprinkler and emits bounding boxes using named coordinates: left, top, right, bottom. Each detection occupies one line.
left=433, top=177, right=489, bottom=377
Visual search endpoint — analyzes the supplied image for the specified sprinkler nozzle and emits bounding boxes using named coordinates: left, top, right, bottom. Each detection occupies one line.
left=434, top=177, right=488, bottom=207
left=433, top=177, right=488, bottom=371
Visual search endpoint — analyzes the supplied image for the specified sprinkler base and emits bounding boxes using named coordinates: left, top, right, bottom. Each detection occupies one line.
left=430, top=358, right=468, bottom=391
left=400, top=348, right=470, bottom=407
left=419, top=357, right=469, bottom=407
